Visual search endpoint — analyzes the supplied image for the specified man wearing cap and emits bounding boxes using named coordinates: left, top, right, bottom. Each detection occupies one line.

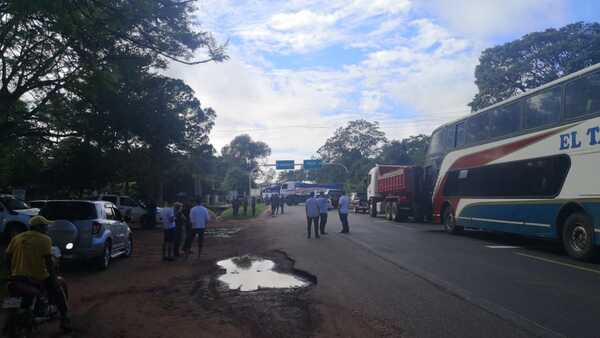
left=5, top=216, right=71, bottom=332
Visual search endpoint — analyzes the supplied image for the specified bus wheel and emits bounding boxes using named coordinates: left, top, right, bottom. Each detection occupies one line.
left=443, top=208, right=463, bottom=234
left=563, top=212, right=597, bottom=261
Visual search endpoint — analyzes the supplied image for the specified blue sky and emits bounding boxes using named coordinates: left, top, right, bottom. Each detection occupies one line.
left=166, top=0, right=600, bottom=163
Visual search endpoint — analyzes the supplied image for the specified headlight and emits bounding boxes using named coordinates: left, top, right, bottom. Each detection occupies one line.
left=65, top=242, right=74, bottom=250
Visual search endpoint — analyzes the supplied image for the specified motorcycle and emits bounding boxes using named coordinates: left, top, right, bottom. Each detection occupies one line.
left=2, top=246, right=69, bottom=337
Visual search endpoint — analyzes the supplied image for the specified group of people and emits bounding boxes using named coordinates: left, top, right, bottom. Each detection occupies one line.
left=305, top=191, right=350, bottom=238
left=231, top=196, right=257, bottom=217
left=269, top=194, right=285, bottom=216
left=160, top=197, right=210, bottom=261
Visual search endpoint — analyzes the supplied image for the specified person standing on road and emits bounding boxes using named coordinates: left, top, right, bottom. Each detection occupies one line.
left=317, top=192, right=329, bottom=235
left=305, top=192, right=320, bottom=239
left=338, top=192, right=350, bottom=233
left=272, top=194, right=280, bottom=216
left=280, top=196, right=285, bottom=214
left=243, top=196, right=248, bottom=216
left=160, top=202, right=176, bottom=261
left=232, top=197, right=240, bottom=217
left=173, top=202, right=186, bottom=258
left=186, top=197, right=209, bottom=259
left=251, top=196, right=257, bottom=216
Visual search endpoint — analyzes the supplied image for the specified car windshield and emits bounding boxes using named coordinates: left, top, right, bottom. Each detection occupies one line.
left=0, top=196, right=30, bottom=210
left=40, top=202, right=97, bottom=220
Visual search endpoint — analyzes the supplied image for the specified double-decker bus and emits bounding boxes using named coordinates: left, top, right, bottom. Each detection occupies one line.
left=425, top=63, right=600, bottom=260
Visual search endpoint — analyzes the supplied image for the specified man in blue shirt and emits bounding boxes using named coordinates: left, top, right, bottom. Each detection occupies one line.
left=185, top=197, right=209, bottom=258
left=338, top=192, right=350, bottom=233
left=305, top=192, right=320, bottom=238
left=317, top=192, right=329, bottom=235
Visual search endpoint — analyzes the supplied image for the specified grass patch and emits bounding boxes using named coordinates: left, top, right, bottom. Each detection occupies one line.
left=221, top=203, right=267, bottom=220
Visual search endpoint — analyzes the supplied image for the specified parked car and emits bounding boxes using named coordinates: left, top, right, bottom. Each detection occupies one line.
left=86, top=194, right=160, bottom=225
left=325, top=189, right=344, bottom=209
left=0, top=194, right=39, bottom=241
left=350, top=192, right=369, bottom=214
left=38, top=200, right=133, bottom=270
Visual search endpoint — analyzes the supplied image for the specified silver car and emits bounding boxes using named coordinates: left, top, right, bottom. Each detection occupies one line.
left=39, top=200, right=133, bottom=270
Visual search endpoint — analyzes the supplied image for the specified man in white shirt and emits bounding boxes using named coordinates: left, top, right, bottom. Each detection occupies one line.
left=338, top=193, right=350, bottom=233
left=160, top=203, right=176, bottom=261
left=185, top=197, right=209, bottom=258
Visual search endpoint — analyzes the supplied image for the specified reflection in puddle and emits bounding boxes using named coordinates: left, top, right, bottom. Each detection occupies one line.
left=217, top=256, right=309, bottom=291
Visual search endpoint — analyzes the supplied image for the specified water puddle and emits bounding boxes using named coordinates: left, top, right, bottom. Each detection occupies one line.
left=217, top=256, right=309, bottom=291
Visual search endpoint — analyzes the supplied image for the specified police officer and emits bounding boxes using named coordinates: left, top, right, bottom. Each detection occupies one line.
left=317, top=192, right=329, bottom=235
left=305, top=192, right=320, bottom=238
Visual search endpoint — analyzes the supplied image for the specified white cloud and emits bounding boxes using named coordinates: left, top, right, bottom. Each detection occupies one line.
left=424, top=0, right=569, bottom=38
left=168, top=0, right=570, bottom=162
left=166, top=50, right=367, bottom=162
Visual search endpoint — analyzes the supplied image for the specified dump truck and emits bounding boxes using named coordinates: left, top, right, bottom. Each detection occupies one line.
left=366, top=165, right=427, bottom=222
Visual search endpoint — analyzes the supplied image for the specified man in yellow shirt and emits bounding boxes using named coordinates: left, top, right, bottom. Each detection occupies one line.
left=5, top=215, right=71, bottom=332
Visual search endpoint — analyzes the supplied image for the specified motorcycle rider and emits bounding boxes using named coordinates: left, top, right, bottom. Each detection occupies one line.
left=5, top=215, right=71, bottom=333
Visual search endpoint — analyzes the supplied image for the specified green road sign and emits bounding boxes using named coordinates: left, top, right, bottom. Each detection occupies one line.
left=303, top=159, right=322, bottom=170
left=276, top=160, right=295, bottom=170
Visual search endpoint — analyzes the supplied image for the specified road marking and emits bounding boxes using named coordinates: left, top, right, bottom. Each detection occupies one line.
left=515, top=252, right=600, bottom=275
left=485, top=245, right=520, bottom=249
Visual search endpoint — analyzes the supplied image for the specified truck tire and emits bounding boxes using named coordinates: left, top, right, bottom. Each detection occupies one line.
left=391, top=202, right=399, bottom=222
left=562, top=212, right=597, bottom=261
left=385, top=202, right=392, bottom=220
left=370, top=202, right=377, bottom=217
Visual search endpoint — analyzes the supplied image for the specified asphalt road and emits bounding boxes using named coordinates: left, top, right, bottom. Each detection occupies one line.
left=261, top=205, right=600, bottom=338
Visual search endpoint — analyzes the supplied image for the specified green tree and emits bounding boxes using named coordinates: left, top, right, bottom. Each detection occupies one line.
left=220, top=135, right=271, bottom=194
left=379, top=135, right=430, bottom=166
left=318, top=120, right=387, bottom=163
left=470, top=22, right=600, bottom=111
left=316, top=120, right=386, bottom=189
left=0, top=0, right=227, bottom=142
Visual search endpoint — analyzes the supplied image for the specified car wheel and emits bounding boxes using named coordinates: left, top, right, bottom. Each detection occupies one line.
left=563, top=212, right=597, bottom=261
left=443, top=207, right=463, bottom=234
left=97, top=242, right=112, bottom=270
left=124, top=236, right=133, bottom=258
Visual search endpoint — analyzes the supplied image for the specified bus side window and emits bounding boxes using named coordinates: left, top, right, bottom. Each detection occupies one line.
left=490, top=102, right=522, bottom=138
left=565, top=71, right=600, bottom=119
left=466, top=112, right=490, bottom=144
left=445, top=126, right=455, bottom=149
left=524, top=86, right=562, bottom=129
left=455, top=122, right=466, bottom=147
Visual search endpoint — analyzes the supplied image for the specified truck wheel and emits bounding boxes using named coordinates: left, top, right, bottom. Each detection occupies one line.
left=562, top=212, right=597, bottom=261
left=443, top=207, right=463, bottom=234
left=370, top=202, right=377, bottom=217
left=385, top=203, right=392, bottom=220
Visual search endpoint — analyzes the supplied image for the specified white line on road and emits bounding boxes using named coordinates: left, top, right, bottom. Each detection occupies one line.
left=485, top=245, right=520, bottom=249
left=515, top=252, right=600, bottom=276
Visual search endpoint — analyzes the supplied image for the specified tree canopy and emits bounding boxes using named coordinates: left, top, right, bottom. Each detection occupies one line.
left=470, top=22, right=600, bottom=111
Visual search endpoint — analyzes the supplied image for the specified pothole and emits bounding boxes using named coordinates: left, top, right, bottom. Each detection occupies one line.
left=217, top=255, right=310, bottom=291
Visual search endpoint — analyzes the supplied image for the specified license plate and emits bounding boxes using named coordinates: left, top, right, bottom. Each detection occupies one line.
left=2, top=297, right=22, bottom=309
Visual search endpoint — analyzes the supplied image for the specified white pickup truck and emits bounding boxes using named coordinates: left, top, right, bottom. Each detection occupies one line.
left=0, top=194, right=39, bottom=241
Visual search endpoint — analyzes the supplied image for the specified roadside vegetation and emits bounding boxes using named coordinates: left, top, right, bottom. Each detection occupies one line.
left=220, top=203, right=267, bottom=220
